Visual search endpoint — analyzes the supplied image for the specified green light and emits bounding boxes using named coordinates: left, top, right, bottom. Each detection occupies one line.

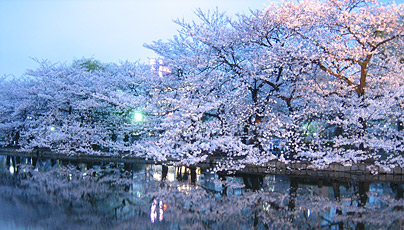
left=133, top=111, right=144, bottom=122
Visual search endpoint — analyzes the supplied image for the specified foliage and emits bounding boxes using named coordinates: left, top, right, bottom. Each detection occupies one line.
left=0, top=0, right=404, bottom=169
left=145, top=0, right=404, bottom=167
left=0, top=59, right=163, bottom=156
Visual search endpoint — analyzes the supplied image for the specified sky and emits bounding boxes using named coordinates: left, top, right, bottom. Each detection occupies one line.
left=0, top=0, right=271, bottom=78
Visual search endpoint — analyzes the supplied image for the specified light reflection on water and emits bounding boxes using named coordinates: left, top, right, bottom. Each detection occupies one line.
left=0, top=155, right=403, bottom=230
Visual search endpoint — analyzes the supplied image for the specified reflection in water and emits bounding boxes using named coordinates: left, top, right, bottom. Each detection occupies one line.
left=0, top=155, right=403, bottom=229
left=150, top=199, right=167, bottom=223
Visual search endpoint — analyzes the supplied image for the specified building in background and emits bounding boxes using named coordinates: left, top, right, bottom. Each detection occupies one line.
left=149, top=58, right=171, bottom=78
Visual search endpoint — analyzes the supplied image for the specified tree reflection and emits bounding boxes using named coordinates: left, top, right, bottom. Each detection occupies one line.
left=0, top=157, right=403, bottom=230
left=332, top=181, right=344, bottom=229
left=243, top=174, right=264, bottom=192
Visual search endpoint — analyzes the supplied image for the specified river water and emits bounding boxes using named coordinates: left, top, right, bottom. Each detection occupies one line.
left=0, top=155, right=403, bottom=230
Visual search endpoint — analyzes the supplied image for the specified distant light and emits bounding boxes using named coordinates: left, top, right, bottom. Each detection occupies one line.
left=9, top=165, right=15, bottom=174
left=133, top=112, right=144, bottom=122
left=153, top=172, right=162, bottom=181
left=50, top=126, right=56, bottom=131
left=159, top=200, right=164, bottom=221
left=151, top=199, right=157, bottom=223
left=160, top=66, right=171, bottom=73
left=168, top=170, right=175, bottom=182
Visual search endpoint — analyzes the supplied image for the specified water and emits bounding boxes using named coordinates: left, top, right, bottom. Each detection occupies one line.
left=0, top=155, right=403, bottom=230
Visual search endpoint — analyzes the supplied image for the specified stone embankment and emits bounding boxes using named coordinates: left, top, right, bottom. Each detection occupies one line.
left=242, top=161, right=404, bottom=183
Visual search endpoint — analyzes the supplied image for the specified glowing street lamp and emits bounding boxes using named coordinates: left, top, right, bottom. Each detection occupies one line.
left=131, top=111, right=144, bottom=122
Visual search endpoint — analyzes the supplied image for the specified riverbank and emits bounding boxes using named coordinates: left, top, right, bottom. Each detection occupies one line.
left=1, top=147, right=403, bottom=183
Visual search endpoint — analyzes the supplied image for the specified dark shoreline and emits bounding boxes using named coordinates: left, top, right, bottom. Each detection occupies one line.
left=1, top=147, right=403, bottom=183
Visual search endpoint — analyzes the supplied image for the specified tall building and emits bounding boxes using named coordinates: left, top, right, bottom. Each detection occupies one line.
left=149, top=58, right=171, bottom=78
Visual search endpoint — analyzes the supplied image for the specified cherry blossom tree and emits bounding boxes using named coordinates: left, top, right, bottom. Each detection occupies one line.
left=265, top=0, right=404, bottom=164
left=1, top=0, right=403, bottom=169
left=0, top=59, right=163, bottom=156
left=146, top=0, right=404, bottom=166
left=0, top=77, right=35, bottom=146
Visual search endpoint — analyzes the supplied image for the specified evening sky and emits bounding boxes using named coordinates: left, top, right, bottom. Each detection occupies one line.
left=0, top=0, right=271, bottom=78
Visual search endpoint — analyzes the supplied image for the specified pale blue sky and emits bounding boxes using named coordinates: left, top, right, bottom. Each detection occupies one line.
left=0, top=0, right=271, bottom=78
